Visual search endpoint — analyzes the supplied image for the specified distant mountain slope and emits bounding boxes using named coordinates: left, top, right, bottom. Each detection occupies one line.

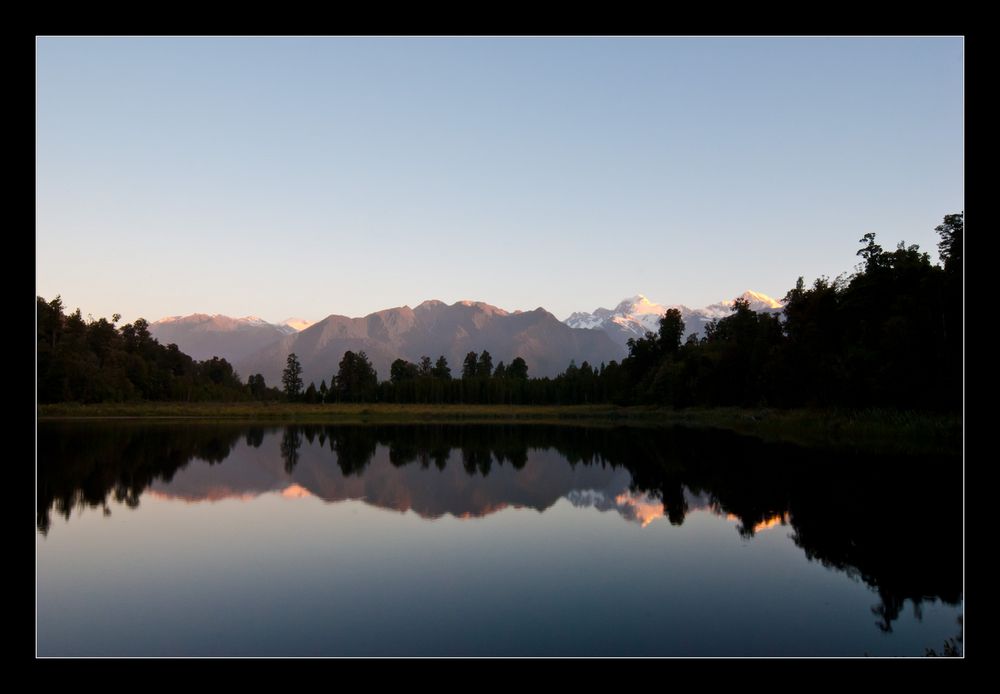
left=149, top=314, right=304, bottom=364
left=151, top=292, right=783, bottom=386
left=565, top=291, right=784, bottom=347
left=236, top=299, right=624, bottom=386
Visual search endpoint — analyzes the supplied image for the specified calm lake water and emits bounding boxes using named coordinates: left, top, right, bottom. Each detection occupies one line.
left=36, top=421, right=963, bottom=657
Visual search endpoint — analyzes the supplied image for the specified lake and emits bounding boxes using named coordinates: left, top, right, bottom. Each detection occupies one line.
left=36, top=421, right=963, bottom=657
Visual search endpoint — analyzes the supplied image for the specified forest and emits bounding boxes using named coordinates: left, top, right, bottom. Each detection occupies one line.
left=38, top=213, right=962, bottom=412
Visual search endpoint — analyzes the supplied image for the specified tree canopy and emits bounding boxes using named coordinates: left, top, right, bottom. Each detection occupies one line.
left=335, top=351, right=378, bottom=403
left=37, top=296, right=250, bottom=403
left=282, top=353, right=304, bottom=401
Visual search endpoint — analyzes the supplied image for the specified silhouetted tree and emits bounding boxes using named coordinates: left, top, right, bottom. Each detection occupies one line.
left=247, top=373, right=268, bottom=399
left=658, top=308, right=685, bottom=356
left=433, top=355, right=452, bottom=380
left=335, top=350, right=378, bottom=402
left=936, top=212, right=963, bottom=410
left=857, top=232, right=886, bottom=272
left=418, top=356, right=433, bottom=377
left=390, top=359, right=418, bottom=383
left=462, top=352, right=478, bottom=380
left=282, top=353, right=304, bottom=401
left=477, top=350, right=494, bottom=379
left=508, top=357, right=529, bottom=380
left=936, top=212, right=963, bottom=275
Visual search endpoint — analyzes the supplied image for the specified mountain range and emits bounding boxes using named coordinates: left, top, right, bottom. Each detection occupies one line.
left=149, top=314, right=313, bottom=363
left=565, top=290, right=784, bottom=347
left=149, top=291, right=784, bottom=386
left=233, top=300, right=622, bottom=385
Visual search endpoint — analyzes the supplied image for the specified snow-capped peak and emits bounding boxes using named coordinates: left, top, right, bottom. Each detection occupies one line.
left=568, top=294, right=670, bottom=336
left=278, top=318, right=313, bottom=334
left=624, top=294, right=663, bottom=315
left=238, top=315, right=270, bottom=327
left=565, top=290, right=785, bottom=346
left=152, top=313, right=268, bottom=327
left=704, top=290, right=785, bottom=317
left=737, top=290, right=783, bottom=309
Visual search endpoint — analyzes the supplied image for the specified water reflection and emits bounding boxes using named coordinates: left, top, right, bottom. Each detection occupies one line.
left=38, top=421, right=961, bottom=633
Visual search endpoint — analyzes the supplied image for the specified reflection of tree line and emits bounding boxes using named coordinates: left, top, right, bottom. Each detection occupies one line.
left=37, top=422, right=247, bottom=534
left=39, top=422, right=960, bottom=630
left=275, top=424, right=535, bottom=478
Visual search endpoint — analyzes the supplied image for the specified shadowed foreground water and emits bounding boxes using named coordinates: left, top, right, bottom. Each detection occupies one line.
left=37, top=421, right=962, bottom=656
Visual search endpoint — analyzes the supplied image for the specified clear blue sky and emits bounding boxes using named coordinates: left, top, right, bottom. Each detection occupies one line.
left=36, top=37, right=963, bottom=324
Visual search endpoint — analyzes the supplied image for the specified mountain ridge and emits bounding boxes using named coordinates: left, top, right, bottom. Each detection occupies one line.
left=148, top=314, right=304, bottom=363
left=149, top=292, right=784, bottom=385
left=233, top=299, right=623, bottom=386
left=564, top=290, right=785, bottom=347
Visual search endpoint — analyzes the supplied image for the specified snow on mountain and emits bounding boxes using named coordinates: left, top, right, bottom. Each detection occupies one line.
left=565, top=291, right=784, bottom=347
left=149, top=314, right=292, bottom=363
left=278, top=318, right=313, bottom=334
left=700, top=290, right=784, bottom=320
left=566, top=295, right=686, bottom=345
left=566, top=295, right=667, bottom=332
left=565, top=308, right=614, bottom=330
left=741, top=290, right=784, bottom=309
left=238, top=316, right=272, bottom=327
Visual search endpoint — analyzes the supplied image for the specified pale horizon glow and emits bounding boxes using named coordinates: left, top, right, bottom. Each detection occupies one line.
left=37, top=37, right=963, bottom=326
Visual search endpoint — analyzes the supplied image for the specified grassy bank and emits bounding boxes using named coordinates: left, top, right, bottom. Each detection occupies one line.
left=37, top=402, right=961, bottom=455
left=38, top=401, right=623, bottom=421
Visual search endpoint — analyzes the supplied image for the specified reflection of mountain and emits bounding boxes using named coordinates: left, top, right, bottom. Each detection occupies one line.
left=298, top=447, right=617, bottom=519
left=148, top=432, right=638, bottom=521
left=39, top=422, right=961, bottom=631
left=148, top=452, right=793, bottom=535
left=568, top=487, right=712, bottom=527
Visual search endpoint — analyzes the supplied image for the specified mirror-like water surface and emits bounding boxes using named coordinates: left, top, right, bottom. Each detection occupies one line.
left=37, top=422, right=962, bottom=656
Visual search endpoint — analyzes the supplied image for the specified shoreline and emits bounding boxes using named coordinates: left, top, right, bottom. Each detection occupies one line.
left=37, top=402, right=962, bottom=456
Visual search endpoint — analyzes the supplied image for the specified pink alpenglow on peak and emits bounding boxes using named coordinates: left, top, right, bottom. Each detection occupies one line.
left=279, top=318, right=313, bottom=333
left=565, top=290, right=785, bottom=347
left=455, top=300, right=509, bottom=316
left=730, top=290, right=783, bottom=310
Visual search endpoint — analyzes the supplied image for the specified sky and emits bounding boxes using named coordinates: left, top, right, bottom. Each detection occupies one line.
left=36, top=37, right=964, bottom=325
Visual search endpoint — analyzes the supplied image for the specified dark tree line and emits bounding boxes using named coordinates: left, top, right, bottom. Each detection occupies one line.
left=288, top=349, right=380, bottom=403
left=380, top=350, right=534, bottom=404
left=36, top=297, right=274, bottom=403
left=287, top=349, right=540, bottom=404
left=609, top=213, right=963, bottom=410
left=41, top=213, right=961, bottom=412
